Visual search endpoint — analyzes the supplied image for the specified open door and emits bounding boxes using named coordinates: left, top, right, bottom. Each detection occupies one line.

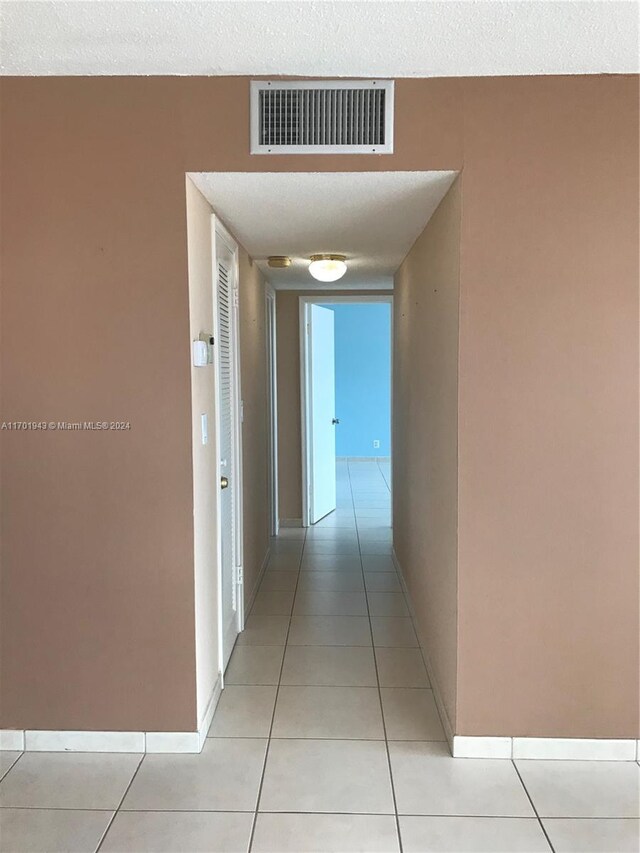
left=305, top=304, right=338, bottom=524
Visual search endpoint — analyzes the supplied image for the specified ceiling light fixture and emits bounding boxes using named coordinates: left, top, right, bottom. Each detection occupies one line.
left=267, top=256, right=291, bottom=268
left=308, top=254, right=347, bottom=283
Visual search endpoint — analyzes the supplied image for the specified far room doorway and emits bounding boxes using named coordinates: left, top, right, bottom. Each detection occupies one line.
left=300, top=296, right=392, bottom=528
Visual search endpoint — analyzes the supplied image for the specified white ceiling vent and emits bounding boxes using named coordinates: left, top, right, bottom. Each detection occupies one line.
left=250, top=80, right=394, bottom=155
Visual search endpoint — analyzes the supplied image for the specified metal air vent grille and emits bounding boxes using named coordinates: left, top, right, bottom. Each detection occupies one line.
left=250, top=80, right=394, bottom=154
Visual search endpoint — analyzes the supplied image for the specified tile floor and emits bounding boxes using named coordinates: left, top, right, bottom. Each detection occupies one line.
left=1, top=460, right=639, bottom=851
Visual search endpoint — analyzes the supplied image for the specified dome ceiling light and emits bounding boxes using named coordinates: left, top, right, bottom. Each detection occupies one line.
left=267, top=256, right=292, bottom=268
left=308, top=254, right=348, bottom=283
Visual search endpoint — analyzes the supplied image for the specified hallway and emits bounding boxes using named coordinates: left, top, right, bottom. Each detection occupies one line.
left=1, top=461, right=638, bottom=851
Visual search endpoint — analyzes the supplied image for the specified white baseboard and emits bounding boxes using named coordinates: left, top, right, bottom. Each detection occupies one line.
left=144, top=731, right=200, bottom=753
left=511, top=737, right=637, bottom=761
left=197, top=674, right=222, bottom=751
left=143, top=673, right=223, bottom=753
left=25, top=730, right=145, bottom=753
left=452, top=736, right=638, bottom=761
left=392, top=550, right=638, bottom=762
left=452, top=736, right=512, bottom=759
left=0, top=730, right=25, bottom=750
left=279, top=518, right=303, bottom=528
left=2, top=676, right=223, bottom=756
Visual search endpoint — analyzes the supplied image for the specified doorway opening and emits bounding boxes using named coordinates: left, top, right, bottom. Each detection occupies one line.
left=186, top=169, right=456, bottom=734
left=300, top=295, right=393, bottom=529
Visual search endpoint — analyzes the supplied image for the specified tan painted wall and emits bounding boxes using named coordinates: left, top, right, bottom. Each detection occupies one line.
left=238, top=253, right=270, bottom=600
left=0, top=81, right=199, bottom=732
left=276, top=290, right=393, bottom=522
left=1, top=75, right=637, bottom=737
left=456, top=77, right=639, bottom=737
left=186, top=178, right=219, bottom=725
left=275, top=292, right=303, bottom=522
left=393, top=178, right=461, bottom=733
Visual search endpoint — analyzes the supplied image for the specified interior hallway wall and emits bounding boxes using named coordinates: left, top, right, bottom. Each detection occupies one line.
left=186, top=178, right=219, bottom=726
left=456, top=77, right=639, bottom=738
left=186, top=180, right=272, bottom=726
left=275, top=291, right=303, bottom=524
left=275, top=291, right=393, bottom=523
left=238, top=252, right=271, bottom=601
left=330, top=303, right=391, bottom=458
left=1, top=75, right=637, bottom=737
left=188, top=178, right=271, bottom=664
left=393, top=178, right=461, bottom=734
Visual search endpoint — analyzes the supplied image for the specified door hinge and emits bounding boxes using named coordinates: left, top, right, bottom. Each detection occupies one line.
left=236, top=565, right=244, bottom=586
left=233, top=289, right=239, bottom=308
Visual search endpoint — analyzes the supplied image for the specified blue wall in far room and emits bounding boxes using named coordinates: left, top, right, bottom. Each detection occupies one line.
left=328, top=302, right=391, bottom=458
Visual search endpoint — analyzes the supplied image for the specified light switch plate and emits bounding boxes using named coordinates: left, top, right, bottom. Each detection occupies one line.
left=193, top=340, right=209, bottom=367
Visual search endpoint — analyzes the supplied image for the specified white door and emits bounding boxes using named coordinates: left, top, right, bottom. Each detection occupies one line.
left=309, top=304, right=337, bottom=523
left=214, top=224, right=243, bottom=672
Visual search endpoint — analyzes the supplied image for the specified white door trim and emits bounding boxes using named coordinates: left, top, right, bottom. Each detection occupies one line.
left=299, top=294, right=393, bottom=528
left=211, top=216, right=244, bottom=681
left=265, top=284, right=279, bottom=537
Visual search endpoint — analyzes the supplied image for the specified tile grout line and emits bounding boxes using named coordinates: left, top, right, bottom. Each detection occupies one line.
left=0, top=752, right=24, bottom=783
left=207, top=735, right=446, bottom=742
left=7, top=805, right=622, bottom=819
left=376, top=456, right=392, bottom=495
left=511, top=760, right=556, bottom=853
left=348, top=458, right=404, bottom=853
left=94, top=752, right=145, bottom=853
left=247, top=526, right=306, bottom=852
left=6, top=467, right=606, bottom=849
left=222, top=462, right=420, bottom=848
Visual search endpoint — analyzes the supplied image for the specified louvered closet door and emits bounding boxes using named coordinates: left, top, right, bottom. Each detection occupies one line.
left=216, top=235, right=240, bottom=670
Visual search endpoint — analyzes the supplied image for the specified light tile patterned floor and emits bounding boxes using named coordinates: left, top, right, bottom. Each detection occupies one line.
left=1, top=460, right=639, bottom=851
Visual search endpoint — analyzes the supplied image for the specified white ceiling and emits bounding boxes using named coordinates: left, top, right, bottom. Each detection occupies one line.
left=189, top=171, right=457, bottom=290
left=1, top=1, right=637, bottom=77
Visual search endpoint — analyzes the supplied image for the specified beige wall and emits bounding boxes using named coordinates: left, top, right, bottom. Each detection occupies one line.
left=186, top=178, right=219, bottom=726
left=276, top=290, right=393, bottom=522
left=238, top=252, right=270, bottom=600
left=1, top=75, right=637, bottom=737
left=393, top=178, right=461, bottom=733
left=275, top=291, right=303, bottom=522
left=456, top=77, right=639, bottom=737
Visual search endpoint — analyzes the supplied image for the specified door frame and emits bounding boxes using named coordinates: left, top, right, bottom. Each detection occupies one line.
left=211, top=215, right=245, bottom=678
left=299, top=294, right=393, bottom=528
left=265, top=283, right=279, bottom=537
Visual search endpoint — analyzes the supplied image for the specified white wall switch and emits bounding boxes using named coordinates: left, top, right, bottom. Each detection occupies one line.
left=373, top=440, right=380, bottom=448
left=192, top=340, right=208, bottom=367
left=201, top=413, right=208, bottom=445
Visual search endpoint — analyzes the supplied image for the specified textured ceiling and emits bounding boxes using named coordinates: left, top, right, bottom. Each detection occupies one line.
left=1, top=1, right=637, bottom=77
left=189, top=171, right=458, bottom=290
